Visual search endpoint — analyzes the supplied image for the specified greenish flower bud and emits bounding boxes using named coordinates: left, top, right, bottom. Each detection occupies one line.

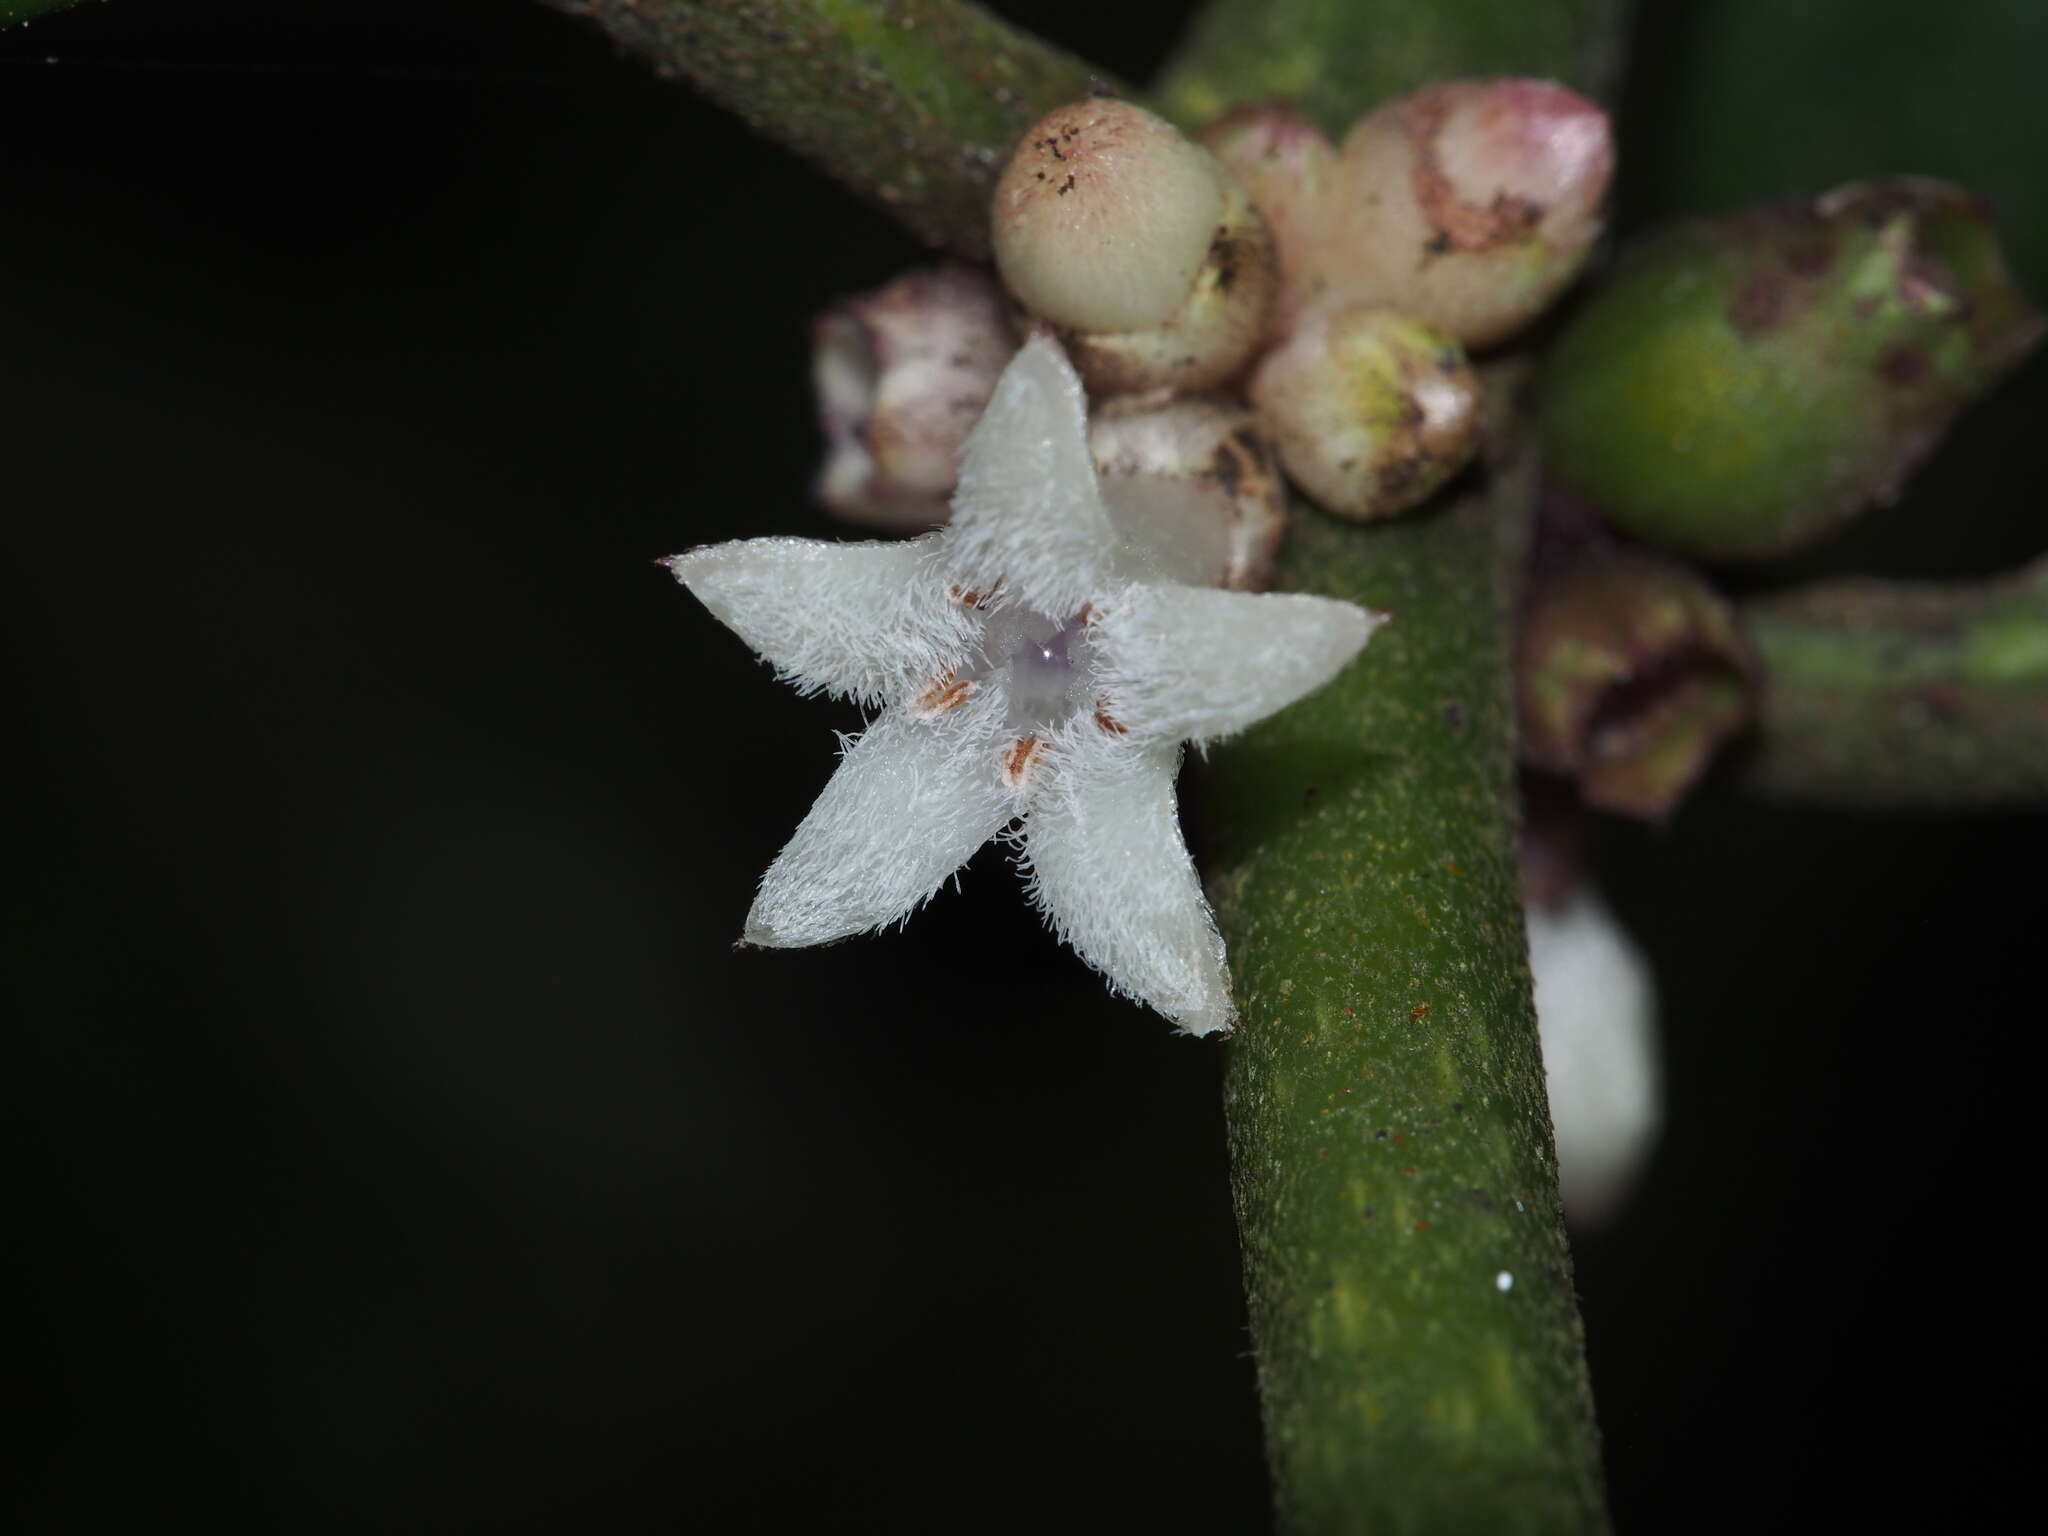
left=1519, top=549, right=1758, bottom=821
left=1248, top=305, right=1480, bottom=520
left=1540, top=179, right=2045, bottom=562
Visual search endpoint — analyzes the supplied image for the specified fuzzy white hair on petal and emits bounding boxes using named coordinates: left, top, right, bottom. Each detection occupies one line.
left=746, top=687, right=1016, bottom=947
left=664, top=536, right=977, bottom=711
left=666, top=331, right=1383, bottom=1035
left=1020, top=727, right=1234, bottom=1037
left=1091, top=585, right=1384, bottom=747
left=943, top=334, right=1116, bottom=618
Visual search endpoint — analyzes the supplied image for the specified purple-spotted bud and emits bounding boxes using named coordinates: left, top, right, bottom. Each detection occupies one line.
left=1310, top=78, right=1613, bottom=348
left=1541, top=179, right=2045, bottom=561
left=1196, top=103, right=1338, bottom=335
left=1089, top=397, right=1287, bottom=591
left=1519, top=549, right=1759, bottom=821
left=1248, top=305, right=1480, bottom=520
left=993, top=99, right=1275, bottom=395
left=812, top=265, right=1015, bottom=530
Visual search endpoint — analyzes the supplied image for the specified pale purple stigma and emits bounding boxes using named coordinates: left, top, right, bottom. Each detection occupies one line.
left=986, top=611, right=1091, bottom=732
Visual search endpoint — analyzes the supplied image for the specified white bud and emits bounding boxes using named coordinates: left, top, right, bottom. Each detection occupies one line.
left=812, top=265, right=1015, bottom=530
left=993, top=99, right=1229, bottom=333
left=1528, top=890, right=1661, bottom=1229
left=1089, top=397, right=1287, bottom=591
left=994, top=100, right=1276, bottom=397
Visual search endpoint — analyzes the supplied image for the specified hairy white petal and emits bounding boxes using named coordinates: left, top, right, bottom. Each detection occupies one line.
left=746, top=687, right=1016, bottom=947
left=1092, top=584, right=1384, bottom=745
left=1528, top=891, right=1661, bottom=1228
left=666, top=535, right=977, bottom=709
left=1019, top=727, right=1233, bottom=1035
left=944, top=334, right=1114, bottom=617
left=1097, top=472, right=1232, bottom=586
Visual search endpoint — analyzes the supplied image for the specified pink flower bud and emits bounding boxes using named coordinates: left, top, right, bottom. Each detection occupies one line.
left=812, top=265, right=1014, bottom=531
left=1311, top=79, right=1613, bottom=348
left=1196, top=103, right=1338, bottom=335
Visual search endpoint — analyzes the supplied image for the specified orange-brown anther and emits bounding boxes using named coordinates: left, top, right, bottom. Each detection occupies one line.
left=1001, top=734, right=1048, bottom=789
left=912, top=674, right=976, bottom=718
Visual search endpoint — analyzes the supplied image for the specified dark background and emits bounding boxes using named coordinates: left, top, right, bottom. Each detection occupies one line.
left=6, top=3, right=2043, bottom=1530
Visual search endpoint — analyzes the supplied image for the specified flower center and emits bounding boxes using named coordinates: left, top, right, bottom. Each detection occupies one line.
left=975, top=606, right=1094, bottom=733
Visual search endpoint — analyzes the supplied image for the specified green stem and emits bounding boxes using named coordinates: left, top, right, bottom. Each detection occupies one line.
left=1183, top=3, right=1624, bottom=1530
left=1732, top=561, right=2048, bottom=808
left=533, top=1, right=1120, bottom=257
left=1205, top=403, right=1606, bottom=1535
left=1155, top=0, right=1630, bottom=136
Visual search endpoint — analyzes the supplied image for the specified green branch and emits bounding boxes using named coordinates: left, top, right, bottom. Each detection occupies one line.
left=1186, top=4, right=1624, bottom=1529
left=1155, top=0, right=1630, bottom=136
left=1732, top=561, right=2048, bottom=808
left=1206, top=407, right=1607, bottom=1534
left=533, top=0, right=1121, bottom=257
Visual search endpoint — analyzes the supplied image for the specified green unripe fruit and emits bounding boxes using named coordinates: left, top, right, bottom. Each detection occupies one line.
left=1540, top=179, right=2042, bottom=562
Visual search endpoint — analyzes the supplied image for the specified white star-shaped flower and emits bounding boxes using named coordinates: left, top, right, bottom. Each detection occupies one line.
left=667, top=335, right=1382, bottom=1035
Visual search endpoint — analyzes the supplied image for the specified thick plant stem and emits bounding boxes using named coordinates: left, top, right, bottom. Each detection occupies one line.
left=1205, top=411, right=1607, bottom=1536
left=1184, top=4, right=1623, bottom=1530
left=534, top=1, right=1120, bottom=257
left=1155, top=0, right=1630, bottom=136
left=1732, top=562, right=2048, bottom=808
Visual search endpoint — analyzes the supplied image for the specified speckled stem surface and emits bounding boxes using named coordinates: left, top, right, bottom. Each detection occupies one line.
left=1732, top=562, right=2048, bottom=807
left=534, top=1, right=1121, bottom=257
left=1205, top=411, right=1606, bottom=1535
left=1185, top=3, right=1622, bottom=1530
left=1155, top=0, right=1630, bottom=137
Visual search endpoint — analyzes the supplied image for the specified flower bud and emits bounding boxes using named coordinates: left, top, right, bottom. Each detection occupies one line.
left=1309, top=78, right=1613, bottom=348
left=1518, top=549, right=1758, bottom=821
left=1195, top=102, right=1338, bottom=335
left=1540, top=179, right=2045, bottom=562
left=1089, top=397, right=1287, bottom=591
left=1526, top=887, right=1660, bottom=1229
left=1248, top=305, right=1480, bottom=520
left=993, top=99, right=1276, bottom=395
left=812, top=265, right=1015, bottom=530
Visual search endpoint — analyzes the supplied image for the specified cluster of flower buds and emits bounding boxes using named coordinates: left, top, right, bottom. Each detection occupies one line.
left=807, top=82, right=1616, bottom=574
left=1202, top=81, right=1612, bottom=523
